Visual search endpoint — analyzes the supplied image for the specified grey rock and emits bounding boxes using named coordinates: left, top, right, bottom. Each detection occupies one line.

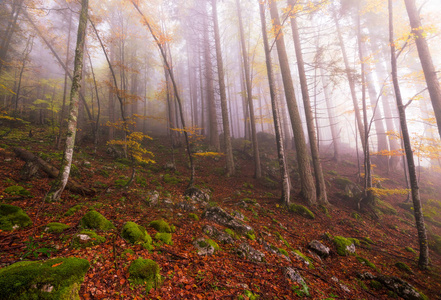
left=185, top=186, right=210, bottom=202
left=340, top=283, right=351, bottom=293
left=193, top=237, right=215, bottom=256
left=357, top=272, right=375, bottom=280
left=164, top=163, right=176, bottom=171
left=145, top=191, right=160, bottom=207
left=308, top=240, right=330, bottom=257
left=175, top=201, right=196, bottom=212
left=203, top=206, right=253, bottom=235
left=283, top=267, right=305, bottom=285
left=237, top=243, right=265, bottom=262
left=377, top=275, right=425, bottom=300
left=202, top=225, right=234, bottom=244
left=232, top=211, right=244, bottom=220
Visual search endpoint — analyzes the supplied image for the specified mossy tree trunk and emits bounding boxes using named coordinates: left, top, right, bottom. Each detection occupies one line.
left=258, top=1, right=290, bottom=205
left=45, top=0, right=89, bottom=202
left=212, top=0, right=235, bottom=176
left=388, top=0, right=429, bottom=270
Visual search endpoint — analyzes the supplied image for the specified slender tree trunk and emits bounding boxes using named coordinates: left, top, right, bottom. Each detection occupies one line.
left=87, top=50, right=100, bottom=149
left=212, top=0, right=235, bottom=176
left=389, top=0, right=429, bottom=270
left=0, top=0, right=24, bottom=73
left=14, top=35, right=33, bottom=115
left=259, top=1, right=290, bottom=204
left=288, top=3, right=327, bottom=204
left=45, top=0, right=89, bottom=202
left=404, top=0, right=441, bottom=139
left=269, top=0, right=316, bottom=204
left=333, top=11, right=365, bottom=151
left=236, top=0, right=261, bottom=178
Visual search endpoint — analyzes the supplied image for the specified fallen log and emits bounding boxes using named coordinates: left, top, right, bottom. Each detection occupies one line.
left=13, top=147, right=94, bottom=196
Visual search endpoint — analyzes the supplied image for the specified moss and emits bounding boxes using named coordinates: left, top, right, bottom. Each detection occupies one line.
left=0, top=203, right=32, bottom=231
left=154, top=232, right=173, bottom=245
left=362, top=237, right=375, bottom=244
left=44, top=222, right=70, bottom=234
left=128, top=258, right=162, bottom=292
left=356, top=256, right=378, bottom=271
left=428, top=234, right=441, bottom=255
left=246, top=232, right=256, bottom=240
left=79, top=210, right=115, bottom=231
left=351, top=212, right=361, bottom=220
left=4, top=185, right=31, bottom=197
left=375, top=199, right=398, bottom=215
left=224, top=228, right=238, bottom=239
left=64, top=205, right=82, bottom=217
left=275, top=231, right=293, bottom=250
left=0, top=257, right=89, bottom=299
left=370, top=280, right=383, bottom=290
left=288, top=203, right=315, bottom=220
left=395, top=262, right=412, bottom=273
left=163, top=174, right=181, bottom=185
left=405, top=246, right=417, bottom=254
left=149, top=219, right=174, bottom=233
left=71, top=230, right=106, bottom=249
left=121, top=222, right=153, bottom=250
left=333, top=236, right=358, bottom=256
left=206, top=239, right=220, bottom=251
left=334, top=176, right=353, bottom=189
left=188, top=213, right=199, bottom=221
left=278, top=248, right=289, bottom=256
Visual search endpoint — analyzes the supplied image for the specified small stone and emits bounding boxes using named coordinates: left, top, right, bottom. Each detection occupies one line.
left=340, top=283, right=351, bottom=293
left=237, top=243, right=265, bottom=262
left=308, top=240, right=330, bottom=257
left=4, top=158, right=11, bottom=162
left=78, top=234, right=91, bottom=241
left=283, top=267, right=304, bottom=285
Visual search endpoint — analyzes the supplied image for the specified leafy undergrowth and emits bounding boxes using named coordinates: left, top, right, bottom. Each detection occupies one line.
left=0, top=129, right=440, bottom=299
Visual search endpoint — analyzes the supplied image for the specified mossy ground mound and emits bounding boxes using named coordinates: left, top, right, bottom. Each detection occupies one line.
left=71, top=230, right=106, bottom=249
left=79, top=210, right=115, bottom=231
left=149, top=219, right=175, bottom=233
left=121, top=221, right=153, bottom=250
left=288, top=203, right=315, bottom=220
left=154, top=232, right=173, bottom=245
left=64, top=205, right=83, bottom=217
left=0, top=257, right=89, bottom=299
left=0, top=203, right=32, bottom=231
left=128, top=258, right=162, bottom=292
left=333, top=236, right=359, bottom=256
left=44, top=222, right=70, bottom=234
left=4, top=185, right=31, bottom=197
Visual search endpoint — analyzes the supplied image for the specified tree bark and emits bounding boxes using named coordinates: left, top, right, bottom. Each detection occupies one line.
left=269, top=0, right=316, bottom=204
left=212, top=0, right=235, bottom=176
left=288, top=2, right=327, bottom=204
left=404, top=0, right=441, bottom=140
left=45, top=0, right=89, bottom=202
left=389, top=0, right=429, bottom=270
left=259, top=1, right=290, bottom=205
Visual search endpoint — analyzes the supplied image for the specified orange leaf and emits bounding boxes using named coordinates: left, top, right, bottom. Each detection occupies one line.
left=51, top=262, right=63, bottom=268
left=185, top=284, right=192, bottom=290
left=120, top=278, right=125, bottom=285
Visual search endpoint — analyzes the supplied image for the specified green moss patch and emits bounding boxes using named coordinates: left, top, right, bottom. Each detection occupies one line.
left=0, top=203, right=32, bottom=231
left=64, top=205, right=83, bottom=217
left=121, top=222, right=153, bottom=250
left=79, top=210, right=115, bottom=231
left=149, top=219, right=175, bottom=233
left=429, top=234, right=441, bottom=255
left=154, top=232, right=173, bottom=245
left=334, top=177, right=353, bottom=189
left=4, top=185, right=31, bottom=197
left=44, top=222, right=70, bottom=234
left=288, top=203, right=315, bottom=220
left=395, top=262, right=413, bottom=273
left=333, top=236, right=359, bottom=256
left=375, top=200, right=398, bottom=215
left=0, top=257, right=89, bottom=299
left=405, top=246, right=417, bottom=254
left=128, top=258, right=162, bottom=292
left=71, top=230, right=106, bottom=249
left=188, top=213, right=199, bottom=221
left=356, top=256, right=378, bottom=271
left=224, top=228, right=239, bottom=239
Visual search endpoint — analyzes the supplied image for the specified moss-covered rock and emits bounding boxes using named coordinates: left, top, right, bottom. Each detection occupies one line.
left=395, top=262, right=413, bottom=274
left=0, top=257, right=89, bottom=299
left=44, top=222, right=70, bottom=234
left=148, top=219, right=175, bottom=233
left=375, top=199, right=398, bottom=215
left=356, top=256, right=378, bottom=271
left=64, top=205, right=82, bottom=217
left=121, top=222, right=153, bottom=250
left=0, top=203, right=32, bottom=231
left=405, top=246, right=417, bottom=254
left=71, top=230, right=106, bottom=249
left=333, top=236, right=359, bottom=256
left=188, top=213, right=199, bottom=221
left=154, top=232, right=173, bottom=245
left=292, top=250, right=313, bottom=268
left=288, top=203, right=315, bottom=220
left=4, top=185, right=31, bottom=197
left=128, top=258, right=162, bottom=292
left=79, top=210, right=115, bottom=231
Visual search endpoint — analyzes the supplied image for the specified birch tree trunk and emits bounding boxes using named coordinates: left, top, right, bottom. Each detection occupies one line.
left=389, top=0, right=429, bottom=270
left=212, top=0, right=235, bottom=176
left=45, top=0, right=89, bottom=202
left=269, top=0, right=316, bottom=204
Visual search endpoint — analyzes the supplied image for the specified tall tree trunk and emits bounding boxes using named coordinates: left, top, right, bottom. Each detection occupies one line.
left=14, top=35, right=33, bottom=116
left=45, top=0, right=89, bottom=202
left=269, top=0, right=316, bottom=204
left=288, top=2, right=327, bottom=204
left=404, top=0, right=441, bottom=139
left=212, top=0, right=235, bottom=176
left=0, top=0, right=24, bottom=73
left=389, top=0, right=429, bottom=270
left=259, top=1, right=290, bottom=204
left=236, top=0, right=261, bottom=178
left=333, top=11, right=365, bottom=151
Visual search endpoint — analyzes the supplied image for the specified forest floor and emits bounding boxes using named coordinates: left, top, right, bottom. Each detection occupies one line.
left=1, top=127, right=441, bottom=299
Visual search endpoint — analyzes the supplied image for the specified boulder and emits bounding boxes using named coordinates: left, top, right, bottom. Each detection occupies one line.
left=184, top=186, right=210, bottom=202
left=44, top=222, right=70, bottom=234
left=333, top=236, right=358, bottom=256
left=128, top=259, right=162, bottom=292
left=0, top=203, right=32, bottom=231
left=377, top=275, right=426, bottom=300
left=283, top=267, right=305, bottom=285
left=308, top=240, right=330, bottom=257
left=236, top=243, right=265, bottom=262
left=0, top=257, right=89, bottom=299
left=79, top=210, right=115, bottom=231
left=175, top=201, right=196, bottom=212
left=203, top=206, right=253, bottom=235
left=193, top=237, right=220, bottom=256
left=121, top=222, right=153, bottom=250
left=71, top=230, right=106, bottom=248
